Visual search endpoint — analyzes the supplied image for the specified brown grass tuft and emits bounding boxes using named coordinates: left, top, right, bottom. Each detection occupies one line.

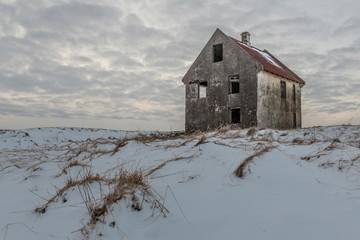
left=36, top=165, right=168, bottom=229
left=34, top=206, right=47, bottom=214
left=246, top=127, right=257, bottom=136
left=350, top=154, right=360, bottom=166
left=146, top=155, right=195, bottom=177
left=234, top=145, right=275, bottom=178
left=216, top=125, right=230, bottom=134
left=292, top=138, right=304, bottom=144
left=35, top=171, right=106, bottom=214
left=78, top=168, right=167, bottom=225
left=194, top=135, right=207, bottom=147
left=57, top=160, right=90, bottom=176
left=112, top=139, right=128, bottom=155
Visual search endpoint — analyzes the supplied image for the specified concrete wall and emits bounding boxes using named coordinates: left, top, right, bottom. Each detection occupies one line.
left=257, top=71, right=302, bottom=129
left=183, top=29, right=262, bottom=132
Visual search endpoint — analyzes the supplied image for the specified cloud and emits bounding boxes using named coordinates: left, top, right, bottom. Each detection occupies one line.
left=334, top=17, right=360, bottom=36
left=0, top=0, right=359, bottom=130
left=21, top=2, right=121, bottom=32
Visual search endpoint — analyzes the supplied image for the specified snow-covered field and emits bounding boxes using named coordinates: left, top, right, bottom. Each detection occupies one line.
left=1, top=126, right=360, bottom=240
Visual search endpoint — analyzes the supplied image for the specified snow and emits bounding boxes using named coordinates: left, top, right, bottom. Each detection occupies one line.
left=1, top=126, right=360, bottom=240
left=251, top=47, right=282, bottom=68
left=233, top=39, right=282, bottom=69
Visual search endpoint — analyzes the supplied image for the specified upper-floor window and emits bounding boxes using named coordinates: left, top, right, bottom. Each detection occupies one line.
left=213, top=43, right=223, bottom=62
left=229, top=75, right=240, bottom=94
left=280, top=81, right=286, bottom=99
left=199, top=81, right=207, bottom=98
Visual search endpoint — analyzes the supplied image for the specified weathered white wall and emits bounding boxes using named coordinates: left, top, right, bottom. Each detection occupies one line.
left=257, top=71, right=302, bottom=129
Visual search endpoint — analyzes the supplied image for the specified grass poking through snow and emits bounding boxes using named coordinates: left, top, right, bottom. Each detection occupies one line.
left=234, top=145, right=276, bottom=178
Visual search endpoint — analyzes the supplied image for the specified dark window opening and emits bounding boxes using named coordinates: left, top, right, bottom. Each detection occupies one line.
left=230, top=108, right=240, bottom=124
left=213, top=44, right=223, bottom=62
left=199, top=81, right=207, bottom=98
left=292, top=84, right=296, bottom=101
left=293, top=113, right=297, bottom=128
left=229, top=76, right=240, bottom=94
left=281, top=81, right=286, bottom=99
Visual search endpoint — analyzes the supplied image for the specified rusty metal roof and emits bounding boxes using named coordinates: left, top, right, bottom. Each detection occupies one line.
left=230, top=37, right=305, bottom=85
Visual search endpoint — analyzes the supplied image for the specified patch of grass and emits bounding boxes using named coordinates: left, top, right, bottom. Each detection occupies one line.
left=246, top=127, right=257, bottom=136
left=146, top=155, right=195, bottom=177
left=234, top=145, right=276, bottom=178
left=301, top=154, right=324, bottom=161
left=292, top=138, right=304, bottom=144
left=35, top=171, right=106, bottom=214
left=57, top=160, right=90, bottom=176
left=34, top=206, right=47, bottom=215
left=318, top=162, right=336, bottom=169
left=324, top=138, right=341, bottom=151
left=35, top=165, right=168, bottom=236
left=350, top=154, right=360, bottom=166
left=76, top=167, right=168, bottom=229
left=194, top=135, right=207, bottom=147
left=112, top=139, right=128, bottom=156
left=216, top=125, right=230, bottom=134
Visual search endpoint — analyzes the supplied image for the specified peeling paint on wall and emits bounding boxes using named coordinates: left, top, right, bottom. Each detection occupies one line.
left=257, top=71, right=302, bottom=129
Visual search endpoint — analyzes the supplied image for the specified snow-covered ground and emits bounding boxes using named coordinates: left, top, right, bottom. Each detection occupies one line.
left=1, top=126, right=360, bottom=240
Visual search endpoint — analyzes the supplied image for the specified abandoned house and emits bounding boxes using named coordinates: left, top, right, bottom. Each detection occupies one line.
left=182, top=28, right=305, bottom=132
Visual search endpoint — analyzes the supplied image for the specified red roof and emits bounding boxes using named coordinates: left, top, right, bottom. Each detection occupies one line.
left=230, top=37, right=305, bottom=85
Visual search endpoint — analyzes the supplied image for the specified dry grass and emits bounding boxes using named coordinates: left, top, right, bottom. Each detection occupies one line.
left=246, top=127, right=257, bottom=136
left=131, top=131, right=184, bottom=144
left=29, top=131, right=188, bottom=221
left=350, top=154, right=360, bottom=166
left=234, top=145, right=276, bottom=178
left=57, top=160, right=90, bottom=176
left=111, top=139, right=128, bottom=156
left=3, top=125, right=358, bottom=239
left=146, top=155, right=195, bottom=177
left=324, top=138, right=341, bottom=151
left=301, top=137, right=343, bottom=162
left=301, top=154, right=325, bottom=161
left=292, top=138, right=304, bottom=144
left=35, top=171, right=106, bottom=214
left=194, top=135, right=207, bottom=147
left=74, top=167, right=169, bottom=240
left=78, top=168, right=152, bottom=225
left=35, top=165, right=168, bottom=235
left=179, top=138, right=195, bottom=147
left=63, top=131, right=185, bottom=159
left=316, top=153, right=360, bottom=172
left=215, top=125, right=230, bottom=134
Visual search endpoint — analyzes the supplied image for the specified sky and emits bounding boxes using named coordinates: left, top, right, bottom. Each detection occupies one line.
left=0, top=0, right=359, bottom=131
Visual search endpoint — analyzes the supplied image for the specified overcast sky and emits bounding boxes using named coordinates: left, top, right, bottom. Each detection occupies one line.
left=0, top=0, right=359, bottom=130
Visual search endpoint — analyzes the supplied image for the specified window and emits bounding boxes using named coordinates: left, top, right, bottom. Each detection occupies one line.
left=213, top=44, right=223, bottom=62
left=280, top=81, right=286, bottom=99
left=229, top=76, right=240, bottom=94
left=292, top=84, right=296, bottom=101
left=199, top=81, right=207, bottom=98
left=293, top=113, right=297, bottom=128
left=230, top=108, right=240, bottom=124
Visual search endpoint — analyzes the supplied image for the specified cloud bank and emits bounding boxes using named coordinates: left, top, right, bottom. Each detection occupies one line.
left=0, top=0, right=359, bottom=130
